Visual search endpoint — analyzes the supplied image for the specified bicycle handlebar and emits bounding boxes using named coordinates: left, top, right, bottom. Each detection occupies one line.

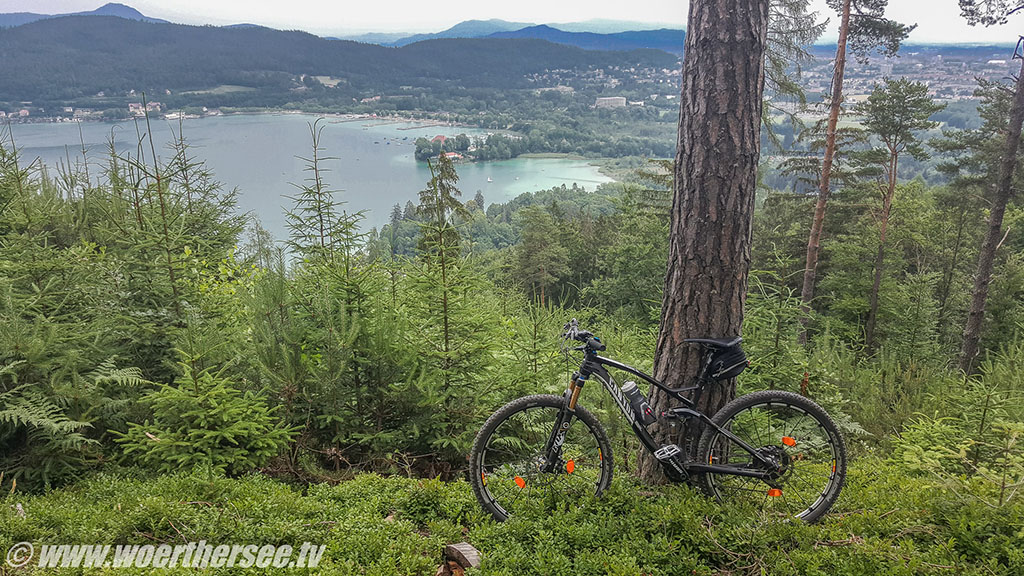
left=562, top=318, right=606, bottom=352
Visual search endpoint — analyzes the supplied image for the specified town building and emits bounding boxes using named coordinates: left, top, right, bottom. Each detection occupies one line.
left=594, top=96, right=627, bottom=109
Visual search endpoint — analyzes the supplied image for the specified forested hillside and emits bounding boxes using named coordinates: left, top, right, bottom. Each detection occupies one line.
left=0, top=16, right=678, bottom=101
left=0, top=2, right=167, bottom=28
left=488, top=26, right=685, bottom=54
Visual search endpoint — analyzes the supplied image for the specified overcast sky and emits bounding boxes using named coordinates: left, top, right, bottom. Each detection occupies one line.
left=1, top=0, right=1021, bottom=43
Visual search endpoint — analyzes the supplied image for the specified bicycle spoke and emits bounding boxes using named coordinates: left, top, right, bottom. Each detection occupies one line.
left=701, top=395, right=844, bottom=522
left=476, top=400, right=608, bottom=520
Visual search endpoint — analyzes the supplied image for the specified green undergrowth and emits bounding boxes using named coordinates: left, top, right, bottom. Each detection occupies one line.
left=1, top=459, right=1021, bottom=575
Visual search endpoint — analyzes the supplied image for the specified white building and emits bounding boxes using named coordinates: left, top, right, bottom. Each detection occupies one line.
left=595, top=96, right=626, bottom=109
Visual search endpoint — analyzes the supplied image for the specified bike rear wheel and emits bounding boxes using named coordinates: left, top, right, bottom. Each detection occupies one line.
left=470, top=394, right=613, bottom=521
left=696, top=390, right=846, bottom=523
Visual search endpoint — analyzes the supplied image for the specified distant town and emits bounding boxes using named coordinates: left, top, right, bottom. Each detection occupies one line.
left=2, top=43, right=1017, bottom=128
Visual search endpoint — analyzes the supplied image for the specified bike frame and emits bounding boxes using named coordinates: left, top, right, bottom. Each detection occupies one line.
left=542, top=347, right=776, bottom=479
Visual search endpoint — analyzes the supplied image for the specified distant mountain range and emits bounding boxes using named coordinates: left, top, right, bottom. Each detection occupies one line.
left=341, top=18, right=686, bottom=52
left=0, top=15, right=679, bottom=102
left=547, top=19, right=677, bottom=34
left=0, top=5, right=676, bottom=41
left=333, top=19, right=680, bottom=45
left=385, top=19, right=534, bottom=47
left=0, top=2, right=166, bottom=28
left=0, top=4, right=685, bottom=55
left=488, top=26, right=684, bottom=55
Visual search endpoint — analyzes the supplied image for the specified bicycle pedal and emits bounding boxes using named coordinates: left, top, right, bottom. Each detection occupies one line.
left=654, top=444, right=684, bottom=461
left=654, top=444, right=688, bottom=481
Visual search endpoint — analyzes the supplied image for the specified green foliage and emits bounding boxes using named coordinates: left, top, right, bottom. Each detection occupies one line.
left=286, top=119, right=363, bottom=263
left=893, top=342, right=1024, bottom=507
left=957, top=0, right=1024, bottom=26
left=514, top=206, right=568, bottom=306
left=0, top=119, right=244, bottom=488
left=407, top=154, right=501, bottom=465
left=0, top=373, right=96, bottom=489
left=115, top=361, right=296, bottom=475
left=2, top=462, right=1023, bottom=575
left=856, top=78, right=945, bottom=163
left=825, top=0, right=916, bottom=60
left=1, top=67, right=1023, bottom=530
left=586, top=170, right=671, bottom=325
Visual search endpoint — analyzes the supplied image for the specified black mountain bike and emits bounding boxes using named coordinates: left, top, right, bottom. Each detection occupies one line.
left=470, top=319, right=847, bottom=523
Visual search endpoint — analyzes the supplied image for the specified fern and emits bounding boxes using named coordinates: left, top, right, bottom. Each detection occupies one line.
left=0, top=379, right=96, bottom=489
left=88, top=359, right=147, bottom=388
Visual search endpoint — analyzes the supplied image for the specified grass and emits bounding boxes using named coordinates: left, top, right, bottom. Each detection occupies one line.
left=1, top=459, right=1021, bottom=575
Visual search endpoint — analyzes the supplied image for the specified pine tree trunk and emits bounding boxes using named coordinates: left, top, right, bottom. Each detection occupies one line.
left=936, top=208, right=968, bottom=328
left=960, top=57, right=1024, bottom=373
left=638, top=0, right=769, bottom=483
left=865, top=155, right=898, bottom=350
left=798, top=0, right=852, bottom=344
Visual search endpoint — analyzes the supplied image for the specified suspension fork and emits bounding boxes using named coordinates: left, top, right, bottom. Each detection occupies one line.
left=541, top=372, right=582, bottom=472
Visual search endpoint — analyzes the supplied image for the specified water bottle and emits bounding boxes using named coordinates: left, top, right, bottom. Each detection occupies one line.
left=620, top=381, right=657, bottom=426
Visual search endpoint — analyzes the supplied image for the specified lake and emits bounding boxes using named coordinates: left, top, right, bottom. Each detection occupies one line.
left=9, top=114, right=613, bottom=240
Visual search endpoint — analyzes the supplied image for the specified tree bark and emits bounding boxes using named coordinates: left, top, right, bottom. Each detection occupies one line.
left=865, top=152, right=898, bottom=350
left=798, top=0, right=852, bottom=344
left=639, top=0, right=769, bottom=483
left=960, top=57, right=1024, bottom=373
left=936, top=207, right=968, bottom=328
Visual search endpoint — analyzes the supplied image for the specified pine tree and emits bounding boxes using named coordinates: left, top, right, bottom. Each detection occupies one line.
left=407, top=154, right=497, bottom=468
left=285, top=119, right=360, bottom=264
left=799, top=0, right=914, bottom=342
left=956, top=2, right=1024, bottom=372
left=515, top=206, right=568, bottom=307
left=855, top=79, right=943, bottom=349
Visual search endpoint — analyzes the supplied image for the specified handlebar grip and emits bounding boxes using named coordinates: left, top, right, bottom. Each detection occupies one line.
left=586, top=336, right=606, bottom=351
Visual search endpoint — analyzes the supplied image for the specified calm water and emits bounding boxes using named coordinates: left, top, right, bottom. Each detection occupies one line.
left=10, top=114, right=613, bottom=240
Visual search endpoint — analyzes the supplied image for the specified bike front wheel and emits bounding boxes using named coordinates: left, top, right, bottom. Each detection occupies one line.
left=470, top=394, right=613, bottom=521
left=696, top=390, right=847, bottom=523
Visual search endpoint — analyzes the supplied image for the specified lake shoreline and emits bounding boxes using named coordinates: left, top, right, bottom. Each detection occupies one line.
left=11, top=114, right=616, bottom=239
left=3, top=108, right=477, bottom=130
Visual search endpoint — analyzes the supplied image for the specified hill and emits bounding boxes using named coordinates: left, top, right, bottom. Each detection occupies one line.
left=341, top=19, right=681, bottom=46
left=0, top=2, right=166, bottom=28
left=488, top=25, right=685, bottom=55
left=335, top=31, right=409, bottom=44
left=551, top=19, right=678, bottom=34
left=389, top=19, right=533, bottom=46
left=0, top=15, right=678, bottom=102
